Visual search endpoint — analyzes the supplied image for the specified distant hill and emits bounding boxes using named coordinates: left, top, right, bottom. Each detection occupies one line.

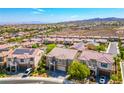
left=58, top=17, right=124, bottom=24
left=83, top=17, right=124, bottom=21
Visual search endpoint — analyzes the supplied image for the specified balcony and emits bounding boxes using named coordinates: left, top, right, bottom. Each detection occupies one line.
left=88, top=65, right=97, bottom=71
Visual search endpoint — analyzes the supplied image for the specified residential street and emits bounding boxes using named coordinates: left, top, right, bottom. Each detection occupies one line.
left=107, top=42, right=119, bottom=55
left=0, top=77, right=64, bottom=84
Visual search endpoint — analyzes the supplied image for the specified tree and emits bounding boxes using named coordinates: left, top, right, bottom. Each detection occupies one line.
left=118, top=38, right=122, bottom=48
left=111, top=74, right=118, bottom=83
left=35, top=55, right=47, bottom=74
left=68, top=61, right=90, bottom=80
left=32, top=44, right=39, bottom=48
left=46, top=44, right=56, bottom=53
left=96, top=43, right=106, bottom=52
left=120, top=51, right=124, bottom=60
left=113, top=55, right=121, bottom=74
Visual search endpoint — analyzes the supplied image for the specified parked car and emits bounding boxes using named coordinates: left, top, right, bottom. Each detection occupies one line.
left=22, top=68, right=33, bottom=78
left=99, top=76, right=106, bottom=84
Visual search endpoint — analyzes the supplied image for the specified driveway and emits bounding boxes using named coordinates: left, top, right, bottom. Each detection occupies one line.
left=95, top=76, right=110, bottom=84
left=48, top=70, right=67, bottom=79
left=106, top=42, right=119, bottom=55
left=6, top=70, right=26, bottom=78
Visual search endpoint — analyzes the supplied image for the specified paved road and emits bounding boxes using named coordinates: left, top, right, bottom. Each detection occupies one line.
left=0, top=77, right=64, bottom=84
left=107, top=42, right=119, bottom=55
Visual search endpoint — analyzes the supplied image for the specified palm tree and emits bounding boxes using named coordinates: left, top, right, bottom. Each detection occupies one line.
left=113, top=55, right=121, bottom=74
left=113, top=57, right=117, bottom=74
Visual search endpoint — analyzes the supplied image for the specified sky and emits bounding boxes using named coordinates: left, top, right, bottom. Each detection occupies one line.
left=0, top=8, right=124, bottom=24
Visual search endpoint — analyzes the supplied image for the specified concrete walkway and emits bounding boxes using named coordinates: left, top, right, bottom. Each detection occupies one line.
left=120, top=62, right=124, bottom=84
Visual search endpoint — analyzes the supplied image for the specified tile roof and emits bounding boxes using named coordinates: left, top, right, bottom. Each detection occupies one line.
left=8, top=48, right=40, bottom=59
left=0, top=44, right=8, bottom=49
left=78, top=50, right=114, bottom=64
left=70, top=42, right=85, bottom=51
left=47, top=47, right=78, bottom=60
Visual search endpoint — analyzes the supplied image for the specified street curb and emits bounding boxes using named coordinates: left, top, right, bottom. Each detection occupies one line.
left=116, top=42, right=120, bottom=54
left=106, top=42, right=111, bottom=53
left=120, top=62, right=124, bottom=84
left=0, top=77, right=64, bottom=84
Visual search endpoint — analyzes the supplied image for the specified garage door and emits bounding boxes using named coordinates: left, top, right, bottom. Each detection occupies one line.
left=18, top=65, right=27, bottom=71
left=57, top=66, right=66, bottom=71
left=98, top=69, right=110, bottom=76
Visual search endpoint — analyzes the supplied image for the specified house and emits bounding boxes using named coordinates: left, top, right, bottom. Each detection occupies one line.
left=46, top=47, right=78, bottom=72
left=7, top=48, right=42, bottom=72
left=70, top=42, right=86, bottom=52
left=21, top=41, right=36, bottom=48
left=0, top=37, right=4, bottom=41
left=78, top=50, right=114, bottom=76
left=95, top=39, right=108, bottom=43
left=64, top=38, right=74, bottom=45
left=0, top=45, right=10, bottom=68
left=43, top=38, right=57, bottom=44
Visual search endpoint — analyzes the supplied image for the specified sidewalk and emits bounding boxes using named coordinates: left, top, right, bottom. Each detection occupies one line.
left=120, top=62, right=124, bottom=84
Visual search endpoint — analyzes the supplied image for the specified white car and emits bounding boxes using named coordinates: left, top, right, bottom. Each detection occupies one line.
left=22, top=68, right=32, bottom=78
left=99, top=76, right=106, bottom=84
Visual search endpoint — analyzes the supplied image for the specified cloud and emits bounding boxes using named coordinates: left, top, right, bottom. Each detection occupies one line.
left=33, top=11, right=43, bottom=15
left=32, top=8, right=45, bottom=15
left=35, top=8, right=45, bottom=12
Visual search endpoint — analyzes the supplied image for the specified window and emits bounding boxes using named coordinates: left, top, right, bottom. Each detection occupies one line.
left=101, top=63, right=108, bottom=68
left=0, top=57, right=3, bottom=62
left=89, top=62, right=92, bottom=66
left=62, top=60, right=66, bottom=65
left=8, top=58, right=11, bottom=61
left=20, top=59, right=24, bottom=62
left=30, top=58, right=34, bottom=61
left=57, top=59, right=65, bottom=65
left=57, top=59, right=62, bottom=65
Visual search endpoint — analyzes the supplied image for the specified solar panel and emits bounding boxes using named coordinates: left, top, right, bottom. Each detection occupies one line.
left=13, top=49, right=35, bottom=55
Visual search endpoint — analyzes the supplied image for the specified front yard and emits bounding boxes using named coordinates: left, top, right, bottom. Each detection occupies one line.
left=30, top=56, right=48, bottom=78
left=0, top=69, right=8, bottom=78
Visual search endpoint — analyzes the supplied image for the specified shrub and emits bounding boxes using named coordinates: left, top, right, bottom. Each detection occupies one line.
left=86, top=44, right=96, bottom=50
left=46, top=44, right=56, bottom=53
left=32, top=44, right=39, bottom=48
left=68, top=60, right=90, bottom=80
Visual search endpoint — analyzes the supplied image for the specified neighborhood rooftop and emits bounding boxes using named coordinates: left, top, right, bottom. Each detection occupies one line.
left=13, top=48, right=35, bottom=55
left=7, top=48, right=40, bottom=59
left=47, top=47, right=78, bottom=60
left=78, top=50, right=114, bottom=64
